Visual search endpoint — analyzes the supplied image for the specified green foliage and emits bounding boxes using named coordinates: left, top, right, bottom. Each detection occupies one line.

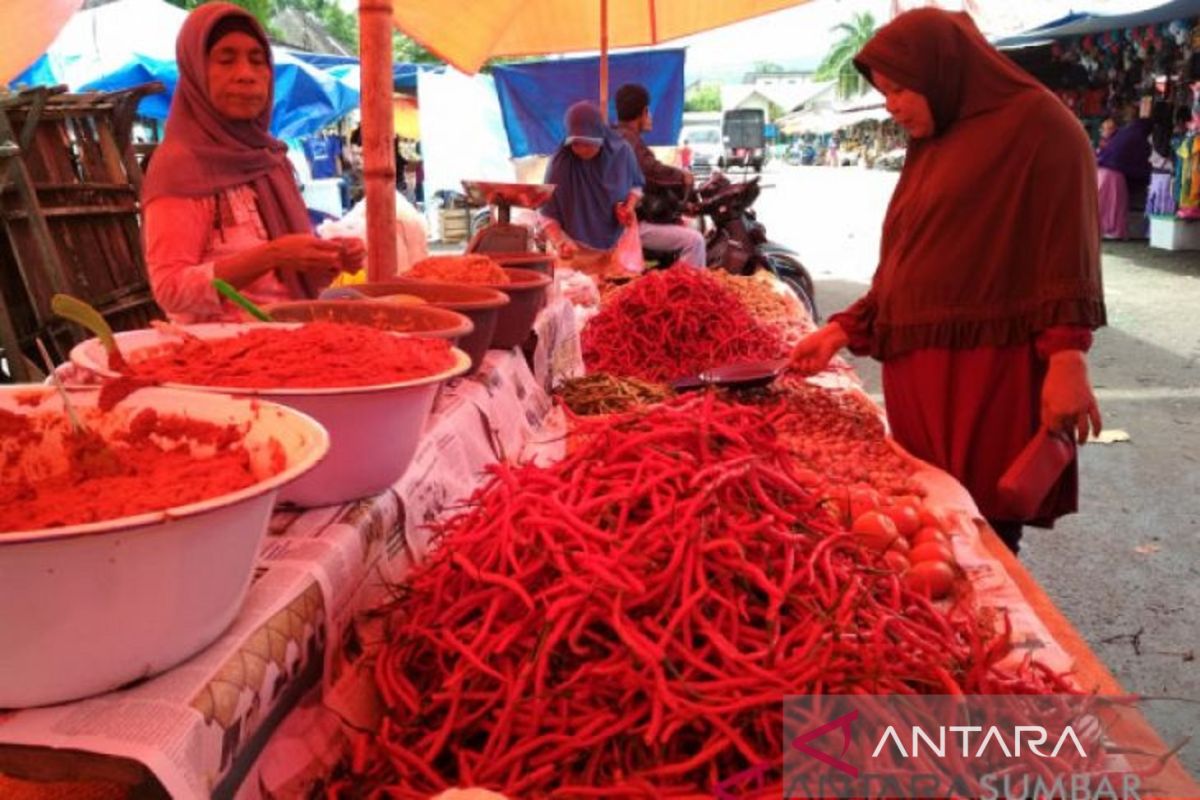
left=685, top=84, right=721, bottom=113
left=814, top=11, right=876, bottom=99
left=394, top=32, right=440, bottom=64
left=165, top=0, right=274, bottom=32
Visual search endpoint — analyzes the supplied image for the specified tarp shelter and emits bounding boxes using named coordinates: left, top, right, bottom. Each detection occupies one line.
left=11, top=0, right=360, bottom=139
left=995, top=0, right=1200, bottom=47
left=285, top=52, right=440, bottom=94
left=492, top=49, right=685, bottom=158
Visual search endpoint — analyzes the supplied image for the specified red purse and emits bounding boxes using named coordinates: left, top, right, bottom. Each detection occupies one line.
left=997, top=427, right=1076, bottom=519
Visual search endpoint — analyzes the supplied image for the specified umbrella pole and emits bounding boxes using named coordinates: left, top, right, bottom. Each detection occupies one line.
left=599, top=0, right=608, bottom=120
left=360, top=0, right=398, bottom=281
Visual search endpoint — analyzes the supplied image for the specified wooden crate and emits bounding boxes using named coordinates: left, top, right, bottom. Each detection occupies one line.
left=0, top=83, right=165, bottom=382
left=439, top=208, right=470, bottom=243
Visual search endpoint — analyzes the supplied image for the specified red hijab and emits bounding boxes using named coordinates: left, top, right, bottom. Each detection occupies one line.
left=852, top=9, right=1104, bottom=360
left=142, top=3, right=311, bottom=243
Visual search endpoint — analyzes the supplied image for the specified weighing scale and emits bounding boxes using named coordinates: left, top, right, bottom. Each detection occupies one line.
left=461, top=180, right=555, bottom=254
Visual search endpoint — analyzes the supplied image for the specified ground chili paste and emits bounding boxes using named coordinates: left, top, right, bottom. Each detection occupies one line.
left=0, top=408, right=269, bottom=532
left=129, top=322, right=456, bottom=389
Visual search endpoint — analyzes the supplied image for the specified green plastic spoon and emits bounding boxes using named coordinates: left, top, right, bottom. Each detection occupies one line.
left=51, top=293, right=129, bottom=371
left=213, top=278, right=273, bottom=322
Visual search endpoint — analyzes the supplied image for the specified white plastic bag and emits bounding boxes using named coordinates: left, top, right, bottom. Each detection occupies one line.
left=316, top=191, right=429, bottom=280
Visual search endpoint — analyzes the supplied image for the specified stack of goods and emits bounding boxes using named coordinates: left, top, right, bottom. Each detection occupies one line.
left=407, top=254, right=511, bottom=285
left=555, top=373, right=672, bottom=416
left=125, top=322, right=456, bottom=388
left=582, top=267, right=785, bottom=382
left=326, top=395, right=1075, bottom=798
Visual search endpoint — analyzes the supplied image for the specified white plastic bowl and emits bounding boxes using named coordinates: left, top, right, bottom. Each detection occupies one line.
left=69, top=323, right=471, bottom=507
left=0, top=385, right=329, bottom=708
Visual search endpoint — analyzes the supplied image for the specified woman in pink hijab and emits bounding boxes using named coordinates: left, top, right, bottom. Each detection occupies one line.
left=142, top=3, right=363, bottom=322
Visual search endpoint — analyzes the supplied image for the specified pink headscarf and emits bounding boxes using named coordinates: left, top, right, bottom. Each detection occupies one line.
left=142, top=2, right=310, bottom=242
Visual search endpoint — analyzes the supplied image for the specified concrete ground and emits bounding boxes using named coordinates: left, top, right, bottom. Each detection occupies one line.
left=754, top=163, right=1200, bottom=772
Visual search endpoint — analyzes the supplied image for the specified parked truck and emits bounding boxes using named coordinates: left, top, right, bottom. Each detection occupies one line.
left=721, top=108, right=766, bottom=172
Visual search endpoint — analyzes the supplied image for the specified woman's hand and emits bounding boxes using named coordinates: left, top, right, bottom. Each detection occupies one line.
left=268, top=234, right=344, bottom=274
left=789, top=322, right=849, bottom=375
left=553, top=235, right=579, bottom=259
left=615, top=200, right=636, bottom=227
left=330, top=237, right=366, bottom=273
left=1042, top=350, right=1102, bottom=444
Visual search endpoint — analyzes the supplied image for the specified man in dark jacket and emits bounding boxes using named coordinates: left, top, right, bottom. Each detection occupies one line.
left=613, top=83, right=707, bottom=267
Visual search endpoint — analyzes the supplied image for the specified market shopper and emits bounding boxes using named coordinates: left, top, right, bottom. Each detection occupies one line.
left=1096, top=115, right=1153, bottom=239
left=142, top=3, right=363, bottom=323
left=789, top=9, right=1105, bottom=555
left=613, top=83, right=708, bottom=267
left=539, top=101, right=644, bottom=263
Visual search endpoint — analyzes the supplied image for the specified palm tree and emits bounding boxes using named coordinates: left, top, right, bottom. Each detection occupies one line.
left=815, top=12, right=877, bottom=99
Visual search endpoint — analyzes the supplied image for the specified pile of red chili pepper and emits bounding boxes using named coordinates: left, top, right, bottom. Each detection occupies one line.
left=331, top=394, right=1075, bottom=798
left=581, top=267, right=786, bottom=383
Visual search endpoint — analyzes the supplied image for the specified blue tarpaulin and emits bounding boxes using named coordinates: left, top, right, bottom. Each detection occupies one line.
left=995, top=0, right=1200, bottom=47
left=283, top=50, right=438, bottom=93
left=11, top=0, right=360, bottom=139
left=491, top=49, right=686, bottom=158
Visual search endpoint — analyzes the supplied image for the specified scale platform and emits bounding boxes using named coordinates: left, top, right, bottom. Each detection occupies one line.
left=461, top=181, right=556, bottom=254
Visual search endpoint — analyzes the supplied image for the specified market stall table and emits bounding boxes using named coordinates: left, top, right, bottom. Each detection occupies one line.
left=0, top=274, right=1195, bottom=798
left=0, top=296, right=580, bottom=800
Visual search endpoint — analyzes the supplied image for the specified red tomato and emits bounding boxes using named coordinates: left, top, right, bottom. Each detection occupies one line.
left=851, top=511, right=899, bottom=552
left=883, top=504, right=921, bottom=538
left=883, top=550, right=910, bottom=573
left=888, top=535, right=911, bottom=555
left=918, top=507, right=950, bottom=533
left=912, top=526, right=949, bottom=548
left=849, top=487, right=882, bottom=521
left=904, top=561, right=956, bottom=599
left=909, top=541, right=954, bottom=564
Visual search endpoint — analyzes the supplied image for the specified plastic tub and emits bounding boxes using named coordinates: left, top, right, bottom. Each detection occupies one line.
left=392, top=267, right=551, bottom=350
left=352, top=283, right=509, bottom=373
left=70, top=323, right=471, bottom=507
left=264, top=300, right=473, bottom=348
left=0, top=385, right=329, bottom=707
left=490, top=251, right=555, bottom=276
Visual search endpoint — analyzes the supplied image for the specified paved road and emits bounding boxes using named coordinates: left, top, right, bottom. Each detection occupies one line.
left=754, top=163, right=1200, bottom=770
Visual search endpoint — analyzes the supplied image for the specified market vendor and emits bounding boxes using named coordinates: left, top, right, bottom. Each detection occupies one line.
left=142, top=3, right=363, bottom=323
left=539, top=101, right=644, bottom=268
left=790, top=9, right=1105, bottom=555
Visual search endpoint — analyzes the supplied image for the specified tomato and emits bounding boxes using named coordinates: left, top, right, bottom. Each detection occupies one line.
left=893, top=494, right=924, bottom=511
left=851, top=511, right=899, bottom=552
left=912, top=526, right=949, bottom=548
left=824, top=488, right=852, bottom=526
left=909, top=541, right=954, bottom=564
left=849, top=487, right=882, bottom=521
left=883, top=504, right=921, bottom=538
left=918, top=506, right=950, bottom=533
left=903, top=561, right=956, bottom=599
left=883, top=550, right=910, bottom=573
left=888, top=535, right=911, bottom=555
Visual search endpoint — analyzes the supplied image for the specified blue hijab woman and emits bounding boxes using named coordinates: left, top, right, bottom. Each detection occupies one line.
left=539, top=101, right=643, bottom=257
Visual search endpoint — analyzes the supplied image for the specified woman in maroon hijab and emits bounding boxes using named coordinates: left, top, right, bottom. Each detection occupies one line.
left=142, top=3, right=363, bottom=322
left=790, top=9, right=1106, bottom=554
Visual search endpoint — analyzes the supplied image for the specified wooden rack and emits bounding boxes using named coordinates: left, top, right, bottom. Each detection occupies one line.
left=0, top=82, right=164, bottom=382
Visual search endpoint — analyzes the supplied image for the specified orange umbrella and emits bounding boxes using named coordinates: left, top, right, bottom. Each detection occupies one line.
left=392, top=0, right=812, bottom=111
left=0, top=0, right=84, bottom=83
left=394, top=94, right=420, bottom=139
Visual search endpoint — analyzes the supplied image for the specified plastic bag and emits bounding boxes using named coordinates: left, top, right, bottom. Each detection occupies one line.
left=317, top=191, right=429, bottom=284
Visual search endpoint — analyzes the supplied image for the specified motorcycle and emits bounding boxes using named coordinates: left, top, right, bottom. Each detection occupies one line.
left=642, top=172, right=818, bottom=321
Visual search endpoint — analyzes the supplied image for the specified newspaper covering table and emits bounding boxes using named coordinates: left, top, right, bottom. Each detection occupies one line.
left=0, top=297, right=582, bottom=800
